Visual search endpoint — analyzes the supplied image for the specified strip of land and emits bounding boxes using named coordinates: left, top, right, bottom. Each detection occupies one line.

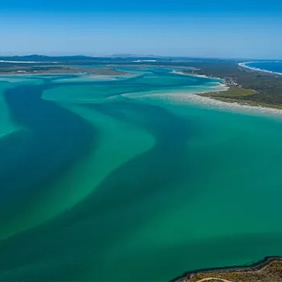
left=0, top=64, right=127, bottom=75
left=174, top=257, right=282, bottom=282
left=181, top=60, right=282, bottom=110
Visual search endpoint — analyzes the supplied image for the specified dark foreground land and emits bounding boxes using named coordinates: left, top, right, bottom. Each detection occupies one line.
left=175, top=257, right=282, bottom=282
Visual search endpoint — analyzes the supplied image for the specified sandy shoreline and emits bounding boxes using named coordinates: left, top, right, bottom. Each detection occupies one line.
left=133, top=90, right=282, bottom=118
left=129, top=86, right=282, bottom=119
left=187, top=92, right=282, bottom=117
left=170, top=67, right=282, bottom=118
left=172, top=70, right=215, bottom=79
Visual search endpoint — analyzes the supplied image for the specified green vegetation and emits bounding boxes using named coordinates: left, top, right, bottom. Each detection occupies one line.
left=183, top=60, right=282, bottom=109
left=201, top=87, right=257, bottom=104
left=204, top=87, right=256, bottom=98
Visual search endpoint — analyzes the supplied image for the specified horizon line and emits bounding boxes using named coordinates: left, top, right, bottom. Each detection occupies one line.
left=0, top=53, right=281, bottom=61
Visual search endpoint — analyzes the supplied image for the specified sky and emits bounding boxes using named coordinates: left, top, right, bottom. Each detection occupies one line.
left=1, top=0, right=282, bottom=58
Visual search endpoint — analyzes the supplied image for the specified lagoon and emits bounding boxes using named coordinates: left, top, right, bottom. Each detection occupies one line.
left=1, top=67, right=282, bottom=281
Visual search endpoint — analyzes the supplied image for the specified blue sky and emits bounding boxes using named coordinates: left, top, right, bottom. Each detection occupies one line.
left=1, top=0, right=282, bottom=58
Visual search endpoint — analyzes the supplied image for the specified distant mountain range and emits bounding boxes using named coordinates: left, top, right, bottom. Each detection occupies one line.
left=0, top=55, right=252, bottom=64
left=0, top=54, right=199, bottom=61
left=0, top=54, right=186, bottom=64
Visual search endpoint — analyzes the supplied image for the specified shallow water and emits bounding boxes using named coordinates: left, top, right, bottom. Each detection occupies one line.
left=1, top=68, right=282, bottom=281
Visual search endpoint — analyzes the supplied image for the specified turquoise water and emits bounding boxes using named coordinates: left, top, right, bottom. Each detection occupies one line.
left=246, top=61, right=282, bottom=74
left=1, top=68, right=282, bottom=281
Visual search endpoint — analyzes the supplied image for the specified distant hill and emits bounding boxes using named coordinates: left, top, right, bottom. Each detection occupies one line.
left=0, top=54, right=95, bottom=62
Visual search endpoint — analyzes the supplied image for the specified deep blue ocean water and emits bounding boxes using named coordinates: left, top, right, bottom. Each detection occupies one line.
left=246, top=61, right=282, bottom=74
